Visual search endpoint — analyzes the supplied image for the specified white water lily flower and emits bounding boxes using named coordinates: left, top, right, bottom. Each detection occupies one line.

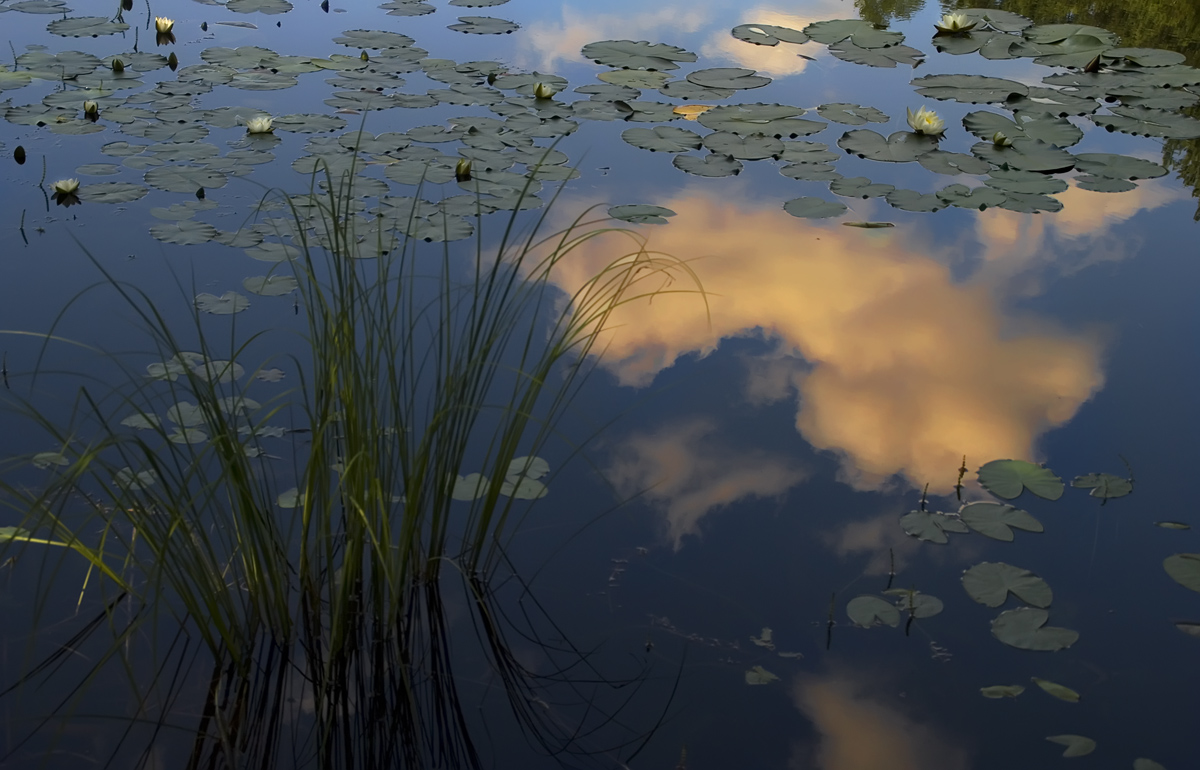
left=83, top=100, right=98, bottom=118
left=533, top=82, right=557, bottom=99
left=907, top=106, right=946, bottom=136
left=51, top=178, right=80, bottom=195
left=155, top=16, right=174, bottom=33
left=992, top=131, right=1013, bottom=147
left=934, top=12, right=976, bottom=33
left=245, top=115, right=274, bottom=134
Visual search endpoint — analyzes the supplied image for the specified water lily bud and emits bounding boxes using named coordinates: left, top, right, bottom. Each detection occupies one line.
left=83, top=100, right=99, bottom=120
left=111, top=57, right=125, bottom=73
left=201, top=21, right=208, bottom=32
left=360, top=50, right=369, bottom=61
left=455, top=158, right=472, bottom=182
left=992, top=131, right=1013, bottom=147
left=533, top=82, right=557, bottom=100
left=121, top=0, right=132, bottom=9
left=155, top=16, right=174, bottom=33
left=13, top=146, right=25, bottom=165
left=168, top=52, right=179, bottom=70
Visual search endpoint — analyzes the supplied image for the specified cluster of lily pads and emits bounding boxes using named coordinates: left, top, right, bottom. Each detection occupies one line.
left=843, top=457, right=1191, bottom=767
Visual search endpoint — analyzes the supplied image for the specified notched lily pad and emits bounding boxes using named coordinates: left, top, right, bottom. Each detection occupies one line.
left=838, top=129, right=939, bottom=162
left=847, top=595, right=900, bottom=627
left=959, top=502, right=1043, bottom=541
left=448, top=16, right=519, bottom=35
left=672, top=153, right=742, bottom=177
left=1072, top=472, right=1133, bottom=500
left=991, top=608, right=1078, bottom=651
left=195, top=291, right=251, bottom=315
left=962, top=562, right=1052, bottom=607
left=1163, top=553, right=1200, bottom=593
left=977, top=459, right=1064, bottom=500
left=912, top=74, right=1029, bottom=103
left=816, top=103, right=888, bottom=125
left=783, top=196, right=847, bottom=219
left=731, top=24, right=809, bottom=47
left=900, top=510, right=968, bottom=543
left=1045, top=735, right=1095, bottom=758
left=608, top=204, right=676, bottom=224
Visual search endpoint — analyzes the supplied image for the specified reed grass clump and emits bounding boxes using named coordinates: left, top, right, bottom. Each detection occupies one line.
left=0, top=166, right=700, bottom=768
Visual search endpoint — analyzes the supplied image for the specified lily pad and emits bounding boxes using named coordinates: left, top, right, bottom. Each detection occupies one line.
left=884, top=589, right=944, bottom=618
left=731, top=24, right=809, bottom=47
left=846, top=595, right=900, bottom=627
left=77, top=182, right=147, bottom=203
left=959, top=502, right=1043, bottom=541
left=46, top=16, right=130, bottom=37
left=962, top=111, right=1083, bottom=147
left=581, top=40, right=696, bottom=70
left=703, top=131, right=783, bottom=159
left=977, top=459, right=1064, bottom=500
left=912, top=74, right=1029, bottom=104
left=804, top=19, right=904, bottom=49
left=1045, top=735, right=1095, bottom=758
left=829, top=176, right=894, bottom=198
left=145, top=166, right=228, bottom=193
left=1164, top=553, right=1200, bottom=593
left=448, top=16, right=519, bottom=34
left=621, top=125, right=702, bottom=153
left=243, top=275, right=299, bottom=295
left=828, top=42, right=925, bottom=68
left=962, top=562, right=1052, bottom=608
left=1072, top=472, right=1133, bottom=500
left=1032, top=677, right=1080, bottom=702
left=745, top=665, right=780, bottom=685
left=980, top=685, right=1025, bottom=698
left=1091, top=105, right=1200, bottom=139
left=697, top=104, right=821, bottom=137
left=150, top=220, right=219, bottom=245
left=838, top=129, right=939, bottom=162
left=991, top=608, right=1078, bottom=651
left=886, top=189, right=946, bottom=212
left=783, top=197, right=847, bottom=219
left=195, top=291, right=251, bottom=315
left=608, top=204, right=676, bottom=224
left=686, top=68, right=771, bottom=90
left=1156, top=521, right=1191, bottom=530
left=936, top=184, right=1008, bottom=210
left=672, top=154, right=742, bottom=177
left=816, top=103, right=888, bottom=125
left=918, top=150, right=992, bottom=175
left=1074, top=153, right=1167, bottom=180
left=900, top=510, right=969, bottom=543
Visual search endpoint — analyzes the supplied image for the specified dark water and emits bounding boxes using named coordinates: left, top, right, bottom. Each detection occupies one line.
left=1, top=0, right=1199, bottom=767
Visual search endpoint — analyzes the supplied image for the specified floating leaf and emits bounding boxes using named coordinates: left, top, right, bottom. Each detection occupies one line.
left=277, top=488, right=304, bottom=508
left=829, top=42, right=925, bottom=68
left=672, top=153, right=742, bottom=177
left=991, top=608, right=1078, bottom=651
left=886, top=189, right=946, bottom=212
left=745, top=665, right=779, bottom=685
left=816, top=103, right=888, bottom=126
left=783, top=196, right=847, bottom=219
left=448, top=16, right=519, bottom=34
left=837, top=129, right=939, bottom=162
left=936, top=183, right=1007, bottom=210
left=621, top=126, right=702, bottom=153
left=1133, top=760, right=1167, bottom=770
left=962, top=562, right=1052, bottom=608
left=243, top=275, right=299, bottom=296
left=918, top=149, right=992, bottom=175
left=972, top=138, right=1075, bottom=173
left=1091, top=106, right=1200, bottom=139
left=1072, top=472, right=1133, bottom=500
left=1074, top=153, right=1167, bottom=180
left=1156, top=521, right=1190, bottom=530
left=31, top=452, right=69, bottom=469
left=977, top=459, right=1064, bottom=500
left=829, top=176, right=894, bottom=198
left=1032, top=677, right=1080, bottom=702
left=980, top=684, right=1025, bottom=698
left=912, top=73, right=1029, bottom=103
left=150, top=220, right=218, bottom=246
left=1174, top=622, right=1200, bottom=638
left=698, top=104, right=821, bottom=137
left=77, top=182, right=147, bottom=204
left=960, top=502, right=1043, bottom=541
left=195, top=291, right=250, bottom=315
left=686, top=68, right=770, bottom=90
left=581, top=40, right=696, bottom=70
left=1164, top=554, right=1200, bottom=593
left=452, top=473, right=489, bottom=500
left=731, top=24, right=809, bottom=47
left=884, top=589, right=944, bottom=618
left=750, top=627, right=775, bottom=649
left=842, top=221, right=894, bottom=228
left=962, top=110, right=1083, bottom=147
left=115, top=468, right=158, bottom=490
left=702, top=131, right=784, bottom=159
left=608, top=204, right=676, bottom=224
left=47, top=16, right=130, bottom=37
left=1045, top=735, right=1095, bottom=758
left=804, top=19, right=904, bottom=49
left=846, top=595, right=900, bottom=627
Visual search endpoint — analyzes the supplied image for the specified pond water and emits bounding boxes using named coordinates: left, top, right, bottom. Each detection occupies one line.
left=1, top=0, right=1199, bottom=768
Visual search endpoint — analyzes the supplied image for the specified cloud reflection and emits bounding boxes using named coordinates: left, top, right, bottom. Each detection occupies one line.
left=793, top=674, right=969, bottom=770
left=606, top=418, right=808, bottom=546
left=700, top=6, right=836, bottom=76
left=519, top=4, right=709, bottom=73
left=550, top=190, right=1106, bottom=492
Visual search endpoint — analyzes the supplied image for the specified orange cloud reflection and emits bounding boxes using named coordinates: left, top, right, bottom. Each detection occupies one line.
left=550, top=191, right=1104, bottom=491
left=794, top=675, right=970, bottom=770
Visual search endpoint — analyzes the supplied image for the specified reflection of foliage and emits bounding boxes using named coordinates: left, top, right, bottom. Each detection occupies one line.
left=951, top=0, right=1200, bottom=218
left=856, top=0, right=925, bottom=26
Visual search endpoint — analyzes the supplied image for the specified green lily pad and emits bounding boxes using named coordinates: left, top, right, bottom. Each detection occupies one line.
left=885, top=189, right=946, bottom=212
left=780, top=141, right=839, bottom=163
left=449, top=16, right=519, bottom=34
left=1006, top=87, right=1099, bottom=117
left=884, top=589, right=944, bottom=618
left=243, top=275, right=299, bottom=295
left=686, top=67, right=771, bottom=90
left=1032, top=677, right=1080, bottom=702
left=985, top=168, right=1069, bottom=195
left=1028, top=33, right=1116, bottom=68
left=621, top=125, right=702, bottom=153
left=838, top=129, right=939, bottom=162
left=972, top=138, right=1075, bottom=173
left=980, top=684, right=1025, bottom=698
left=918, top=150, right=992, bottom=175
left=115, top=468, right=158, bottom=490
left=46, top=16, right=130, bottom=37
left=332, top=29, right=416, bottom=49
left=77, top=182, right=147, bottom=203
left=381, top=0, right=435, bottom=15
left=846, top=595, right=900, bottom=627
left=1074, top=152, right=1168, bottom=180
left=912, top=73, right=1029, bottom=103
left=673, top=153, right=742, bottom=177
left=900, top=510, right=968, bottom=543
left=145, top=166, right=228, bottom=193
left=991, top=608, right=1078, bottom=651
left=608, top=204, right=676, bottom=224
left=745, top=665, right=780, bottom=685
left=31, top=451, right=70, bottom=469
left=780, top=163, right=842, bottom=181
left=1072, top=472, right=1133, bottom=500
left=962, top=111, right=1083, bottom=147
left=166, top=401, right=206, bottom=427
left=829, top=42, right=925, bottom=68
left=226, top=0, right=292, bottom=12
left=658, top=80, right=734, bottom=101
left=962, top=562, right=1052, bottom=607
left=1133, top=760, right=1167, bottom=770
left=698, top=103, right=823, bottom=137
left=936, top=183, right=1008, bottom=210
left=731, top=24, right=809, bottom=46
left=1164, top=553, right=1200, bottom=593
left=150, top=220, right=219, bottom=245
left=398, top=215, right=474, bottom=243
left=829, top=176, right=894, bottom=198
left=0, top=69, right=33, bottom=91
left=816, top=103, right=888, bottom=125
left=581, top=40, right=697, bottom=70
left=1045, top=735, right=1095, bottom=758
left=961, top=8, right=1033, bottom=32
left=703, top=131, right=783, bottom=159
left=804, top=19, right=904, bottom=49
left=1091, top=105, right=1200, bottom=139
left=195, top=291, right=250, bottom=315
left=977, top=459, right=1064, bottom=500
left=783, top=196, right=847, bottom=219
left=959, top=502, right=1043, bottom=541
